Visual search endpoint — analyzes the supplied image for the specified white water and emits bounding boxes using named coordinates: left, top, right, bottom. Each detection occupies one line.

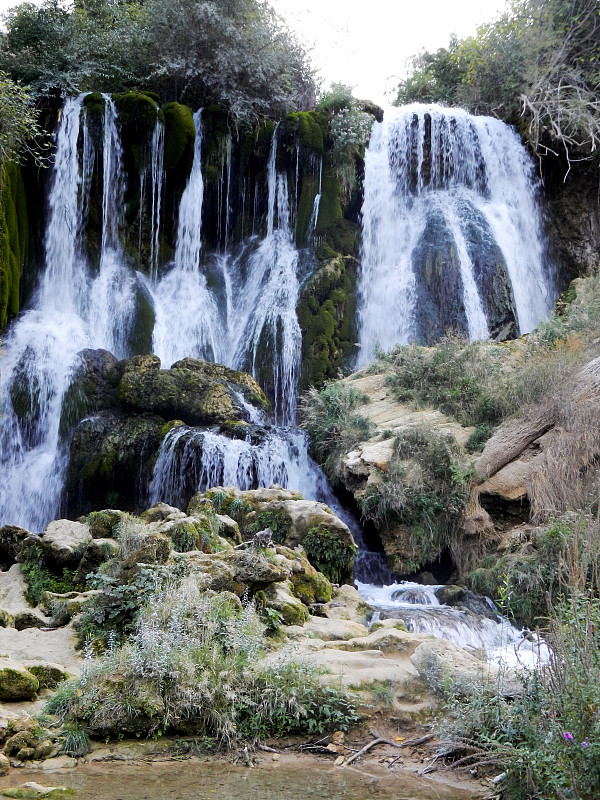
left=357, top=104, right=554, bottom=365
left=152, top=121, right=302, bottom=424
left=358, top=581, right=550, bottom=670
left=0, top=95, right=140, bottom=530
left=151, top=110, right=222, bottom=366
left=149, top=425, right=328, bottom=510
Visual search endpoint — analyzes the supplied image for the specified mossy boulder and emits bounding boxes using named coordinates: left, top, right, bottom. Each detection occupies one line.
left=86, top=509, right=124, bottom=539
left=264, top=580, right=309, bottom=626
left=277, top=546, right=332, bottom=605
left=0, top=658, right=39, bottom=700
left=162, top=102, right=196, bottom=172
left=0, top=524, right=31, bottom=570
left=117, top=355, right=269, bottom=426
left=65, top=410, right=165, bottom=516
left=113, top=92, right=163, bottom=173
left=24, top=661, right=69, bottom=690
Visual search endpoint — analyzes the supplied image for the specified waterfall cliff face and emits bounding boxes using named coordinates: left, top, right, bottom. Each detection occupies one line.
left=357, top=104, right=555, bottom=365
left=0, top=97, right=555, bottom=536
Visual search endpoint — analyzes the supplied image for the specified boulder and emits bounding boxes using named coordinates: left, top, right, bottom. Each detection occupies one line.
left=217, top=550, right=290, bottom=586
left=264, top=580, right=308, bottom=626
left=0, top=526, right=30, bottom=570
left=35, top=521, right=91, bottom=567
left=86, top=510, right=123, bottom=539
left=0, top=659, right=39, bottom=701
left=74, top=538, right=120, bottom=585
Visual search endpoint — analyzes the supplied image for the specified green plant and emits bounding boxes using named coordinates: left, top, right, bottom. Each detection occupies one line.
left=359, top=428, right=473, bottom=573
left=209, top=490, right=227, bottom=513
left=59, top=720, right=91, bottom=757
left=250, top=510, right=291, bottom=545
left=51, top=579, right=358, bottom=745
left=20, top=542, right=77, bottom=606
left=300, top=381, right=373, bottom=483
left=302, top=527, right=357, bottom=584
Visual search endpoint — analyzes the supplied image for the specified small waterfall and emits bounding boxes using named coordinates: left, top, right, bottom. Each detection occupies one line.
left=358, top=582, right=550, bottom=669
left=88, top=95, right=137, bottom=359
left=357, top=104, right=554, bottom=365
left=227, top=128, right=302, bottom=424
left=0, top=95, right=138, bottom=531
left=150, top=426, right=322, bottom=509
left=149, top=118, right=164, bottom=280
left=307, top=159, right=322, bottom=240
left=151, top=110, right=222, bottom=366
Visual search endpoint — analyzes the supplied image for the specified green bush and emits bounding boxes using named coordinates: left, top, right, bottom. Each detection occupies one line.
left=302, top=527, right=357, bottom=584
left=250, top=510, right=291, bottom=545
left=20, top=542, right=77, bottom=606
left=359, top=428, right=473, bottom=572
left=49, top=581, right=358, bottom=743
left=300, top=381, right=372, bottom=483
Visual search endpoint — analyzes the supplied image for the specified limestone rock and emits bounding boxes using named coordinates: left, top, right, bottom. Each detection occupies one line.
left=303, top=616, right=368, bottom=641
left=217, top=550, right=290, bottom=586
left=264, top=580, right=308, bottom=626
left=36, top=521, right=91, bottom=566
left=86, top=510, right=123, bottom=539
left=0, top=752, right=9, bottom=775
left=0, top=659, right=39, bottom=701
left=21, top=661, right=68, bottom=690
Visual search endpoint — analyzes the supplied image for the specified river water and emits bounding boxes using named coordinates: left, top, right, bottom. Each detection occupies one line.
left=0, top=755, right=483, bottom=799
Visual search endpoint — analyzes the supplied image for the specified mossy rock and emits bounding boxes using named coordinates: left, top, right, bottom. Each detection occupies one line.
left=264, top=580, right=309, bottom=626
left=0, top=162, right=29, bottom=329
left=113, top=92, right=163, bottom=173
left=297, top=256, right=357, bottom=389
left=0, top=659, right=39, bottom=700
left=284, top=111, right=324, bottom=153
left=86, top=509, right=123, bottom=539
left=162, top=102, right=196, bottom=172
left=26, top=662, right=68, bottom=690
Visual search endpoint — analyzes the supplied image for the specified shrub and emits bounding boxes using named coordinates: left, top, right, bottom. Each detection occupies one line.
left=250, top=510, right=291, bottom=545
left=299, top=381, right=373, bottom=483
left=49, top=580, right=358, bottom=743
left=440, top=518, right=600, bottom=800
left=302, top=527, right=357, bottom=584
left=359, top=428, right=473, bottom=572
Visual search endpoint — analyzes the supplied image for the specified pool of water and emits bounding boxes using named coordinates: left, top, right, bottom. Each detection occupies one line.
left=0, top=756, right=483, bottom=800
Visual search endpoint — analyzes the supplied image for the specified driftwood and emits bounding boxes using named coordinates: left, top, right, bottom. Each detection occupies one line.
left=343, top=733, right=435, bottom=767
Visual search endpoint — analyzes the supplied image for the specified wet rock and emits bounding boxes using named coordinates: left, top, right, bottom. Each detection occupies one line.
left=264, top=581, right=309, bottom=626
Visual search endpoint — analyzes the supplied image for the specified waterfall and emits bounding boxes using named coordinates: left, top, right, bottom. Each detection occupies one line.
left=307, top=159, right=322, bottom=240
left=0, top=94, right=139, bottom=531
left=357, top=104, right=554, bottom=365
left=88, top=95, right=137, bottom=359
left=151, top=110, right=222, bottom=366
left=149, top=118, right=165, bottom=281
left=226, top=129, right=302, bottom=425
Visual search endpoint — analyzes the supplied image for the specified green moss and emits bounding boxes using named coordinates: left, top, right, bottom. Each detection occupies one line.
left=315, top=169, right=342, bottom=235
left=284, top=111, right=323, bottom=153
left=113, top=92, right=162, bottom=172
left=0, top=163, right=29, bottom=329
left=162, top=102, right=196, bottom=171
left=251, top=510, right=292, bottom=544
left=302, top=526, right=357, bottom=584
left=297, top=257, right=357, bottom=389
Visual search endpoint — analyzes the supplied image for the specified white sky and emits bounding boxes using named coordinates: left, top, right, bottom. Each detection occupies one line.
left=0, top=0, right=508, bottom=105
left=270, top=0, right=508, bottom=104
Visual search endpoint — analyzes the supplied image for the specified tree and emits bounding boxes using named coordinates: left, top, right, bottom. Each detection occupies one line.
left=0, top=71, right=43, bottom=164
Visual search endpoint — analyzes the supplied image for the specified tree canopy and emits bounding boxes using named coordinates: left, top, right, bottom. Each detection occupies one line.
left=395, top=0, right=600, bottom=170
left=0, top=0, right=317, bottom=119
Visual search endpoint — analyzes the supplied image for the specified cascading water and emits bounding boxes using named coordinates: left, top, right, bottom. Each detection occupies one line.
left=357, top=104, right=555, bottom=365
left=226, top=129, right=302, bottom=425
left=152, top=121, right=303, bottom=424
left=151, top=110, right=222, bottom=366
left=0, top=95, right=140, bottom=530
left=358, top=582, right=550, bottom=669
